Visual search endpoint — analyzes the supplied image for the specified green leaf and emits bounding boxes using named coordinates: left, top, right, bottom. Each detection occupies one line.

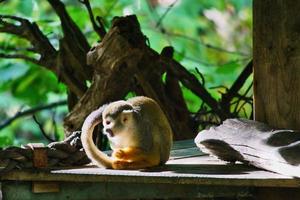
left=0, top=133, right=14, bottom=147
left=17, top=0, right=34, bottom=16
left=0, top=62, right=29, bottom=84
left=7, top=66, right=66, bottom=105
left=216, top=61, right=240, bottom=74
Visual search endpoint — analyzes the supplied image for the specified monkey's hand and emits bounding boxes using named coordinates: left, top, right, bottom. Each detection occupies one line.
left=113, top=147, right=144, bottom=161
left=112, top=147, right=161, bottom=169
left=112, top=149, right=126, bottom=159
left=112, top=159, right=132, bottom=170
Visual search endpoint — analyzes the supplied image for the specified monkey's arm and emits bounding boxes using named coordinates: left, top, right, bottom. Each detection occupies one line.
left=81, top=105, right=113, bottom=168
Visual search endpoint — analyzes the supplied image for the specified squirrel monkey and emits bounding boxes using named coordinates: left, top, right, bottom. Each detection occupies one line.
left=81, top=96, right=173, bottom=170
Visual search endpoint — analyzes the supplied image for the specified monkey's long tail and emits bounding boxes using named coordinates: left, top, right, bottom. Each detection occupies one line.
left=81, top=108, right=113, bottom=168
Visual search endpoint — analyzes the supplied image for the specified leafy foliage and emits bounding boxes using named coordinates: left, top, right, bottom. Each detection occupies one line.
left=0, top=0, right=252, bottom=147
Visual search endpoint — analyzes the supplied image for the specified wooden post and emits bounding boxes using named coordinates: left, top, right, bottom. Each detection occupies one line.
left=253, top=0, right=300, bottom=130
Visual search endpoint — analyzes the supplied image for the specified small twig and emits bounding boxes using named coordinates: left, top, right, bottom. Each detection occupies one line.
left=156, top=0, right=178, bottom=28
left=225, top=60, right=253, bottom=101
left=0, top=53, right=40, bottom=64
left=103, top=0, right=119, bottom=18
left=0, top=44, right=36, bottom=53
left=220, top=60, right=252, bottom=114
left=145, top=1, right=249, bottom=57
left=230, top=96, right=252, bottom=105
left=166, top=32, right=250, bottom=57
left=32, top=115, right=55, bottom=142
left=173, top=50, right=217, bottom=66
left=51, top=110, right=59, bottom=141
left=241, top=107, right=248, bottom=118
left=96, top=16, right=106, bottom=35
left=193, top=101, right=206, bottom=122
left=195, top=68, right=205, bottom=86
left=209, top=85, right=228, bottom=91
left=146, top=0, right=160, bottom=23
left=0, top=14, right=27, bottom=22
left=79, top=0, right=106, bottom=39
left=234, top=82, right=253, bottom=114
left=0, top=100, right=67, bottom=130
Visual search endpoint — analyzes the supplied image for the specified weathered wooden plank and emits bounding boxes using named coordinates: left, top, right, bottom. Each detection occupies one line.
left=32, top=181, right=60, bottom=193
left=1, top=159, right=299, bottom=188
left=170, top=147, right=205, bottom=160
left=253, top=0, right=300, bottom=130
left=2, top=181, right=253, bottom=200
left=256, top=187, right=300, bottom=200
left=195, top=119, right=300, bottom=177
left=171, top=139, right=195, bottom=150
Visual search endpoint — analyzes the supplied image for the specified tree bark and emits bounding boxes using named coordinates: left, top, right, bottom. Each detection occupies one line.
left=253, top=0, right=300, bottom=130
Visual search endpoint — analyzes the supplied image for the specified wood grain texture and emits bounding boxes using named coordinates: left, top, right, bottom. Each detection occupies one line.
left=195, top=119, right=300, bottom=177
left=256, top=187, right=300, bottom=200
left=253, top=0, right=300, bottom=130
left=2, top=181, right=253, bottom=200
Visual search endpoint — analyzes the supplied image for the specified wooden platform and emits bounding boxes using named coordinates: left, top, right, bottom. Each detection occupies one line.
left=1, top=140, right=300, bottom=200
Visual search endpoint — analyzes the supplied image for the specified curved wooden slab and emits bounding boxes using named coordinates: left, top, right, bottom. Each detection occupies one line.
left=195, top=118, right=300, bottom=177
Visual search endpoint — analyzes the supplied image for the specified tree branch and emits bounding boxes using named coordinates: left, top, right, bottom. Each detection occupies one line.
left=221, top=60, right=253, bottom=111
left=0, top=15, right=57, bottom=70
left=0, top=100, right=67, bottom=131
left=234, top=82, right=253, bottom=114
left=0, top=53, right=40, bottom=64
left=79, top=0, right=106, bottom=39
left=227, top=60, right=253, bottom=99
left=32, top=115, right=55, bottom=142
left=0, top=6, right=92, bottom=100
left=47, top=0, right=90, bottom=52
left=156, top=0, right=178, bottom=28
left=160, top=57, right=230, bottom=120
left=165, top=32, right=250, bottom=57
left=0, top=44, right=36, bottom=53
left=47, top=0, right=93, bottom=94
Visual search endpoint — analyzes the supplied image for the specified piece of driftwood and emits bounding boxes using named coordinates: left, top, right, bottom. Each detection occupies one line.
left=194, top=118, right=300, bottom=177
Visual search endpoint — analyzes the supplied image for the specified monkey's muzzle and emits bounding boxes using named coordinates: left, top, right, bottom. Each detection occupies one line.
left=104, top=129, right=114, bottom=137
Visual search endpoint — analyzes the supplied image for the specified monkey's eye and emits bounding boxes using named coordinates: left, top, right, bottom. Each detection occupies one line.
left=105, top=120, right=111, bottom=125
left=122, top=117, right=128, bottom=123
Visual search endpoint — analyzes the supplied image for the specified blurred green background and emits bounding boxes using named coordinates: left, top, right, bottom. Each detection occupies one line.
left=0, top=0, right=252, bottom=147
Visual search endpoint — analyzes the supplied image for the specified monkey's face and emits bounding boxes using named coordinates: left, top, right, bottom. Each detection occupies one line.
left=102, top=110, right=134, bottom=138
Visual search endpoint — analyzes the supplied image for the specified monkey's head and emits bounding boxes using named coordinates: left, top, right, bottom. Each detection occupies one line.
left=102, top=101, right=138, bottom=138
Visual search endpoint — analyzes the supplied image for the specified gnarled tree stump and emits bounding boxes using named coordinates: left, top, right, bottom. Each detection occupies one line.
left=63, top=15, right=196, bottom=140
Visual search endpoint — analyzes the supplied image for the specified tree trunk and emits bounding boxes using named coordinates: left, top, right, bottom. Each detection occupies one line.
left=253, top=0, right=300, bottom=130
